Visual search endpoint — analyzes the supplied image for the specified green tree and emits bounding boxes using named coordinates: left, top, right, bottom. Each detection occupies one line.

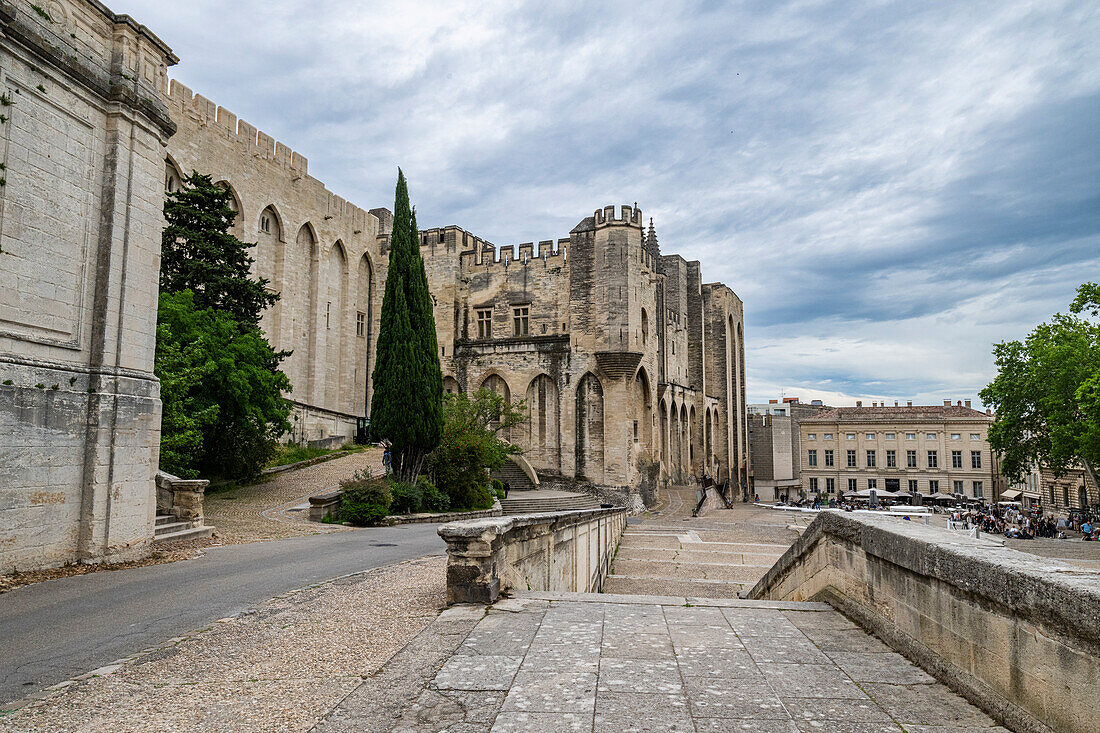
left=980, top=282, right=1100, bottom=490
left=425, top=389, right=527, bottom=510
left=369, top=170, right=443, bottom=482
left=155, top=291, right=292, bottom=480
left=161, top=171, right=278, bottom=326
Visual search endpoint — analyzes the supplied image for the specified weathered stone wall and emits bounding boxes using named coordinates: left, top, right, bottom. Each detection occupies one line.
left=167, top=74, right=747, bottom=494
left=702, top=283, right=749, bottom=497
left=164, top=81, right=388, bottom=442
left=439, top=204, right=742, bottom=496
left=0, top=0, right=175, bottom=571
left=750, top=511, right=1100, bottom=733
left=437, top=507, right=628, bottom=604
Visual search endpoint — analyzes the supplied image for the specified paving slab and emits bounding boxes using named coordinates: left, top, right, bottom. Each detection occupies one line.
left=316, top=592, right=999, bottom=732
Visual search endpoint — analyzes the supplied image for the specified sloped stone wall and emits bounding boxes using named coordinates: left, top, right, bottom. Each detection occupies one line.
left=750, top=511, right=1100, bottom=733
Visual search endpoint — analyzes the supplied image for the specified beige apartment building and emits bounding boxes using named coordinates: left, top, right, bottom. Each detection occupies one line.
left=797, top=400, right=996, bottom=501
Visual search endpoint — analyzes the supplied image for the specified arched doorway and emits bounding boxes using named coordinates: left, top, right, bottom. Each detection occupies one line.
left=526, top=374, right=560, bottom=471
left=679, top=403, right=688, bottom=482
left=575, top=373, right=604, bottom=483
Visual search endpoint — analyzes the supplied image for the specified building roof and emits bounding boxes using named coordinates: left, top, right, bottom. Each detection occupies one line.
left=800, top=405, right=992, bottom=423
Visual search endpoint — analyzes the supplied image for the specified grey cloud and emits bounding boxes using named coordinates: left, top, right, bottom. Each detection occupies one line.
left=118, top=0, right=1100, bottom=405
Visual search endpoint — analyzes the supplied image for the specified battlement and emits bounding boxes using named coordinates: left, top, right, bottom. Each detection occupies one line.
left=167, top=78, right=379, bottom=234
left=168, top=80, right=309, bottom=174
left=458, top=237, right=570, bottom=272
left=593, top=204, right=644, bottom=228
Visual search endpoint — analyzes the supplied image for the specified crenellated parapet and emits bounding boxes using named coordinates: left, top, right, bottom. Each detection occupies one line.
left=592, top=203, right=644, bottom=228
left=167, top=79, right=379, bottom=235
left=458, top=237, right=570, bottom=272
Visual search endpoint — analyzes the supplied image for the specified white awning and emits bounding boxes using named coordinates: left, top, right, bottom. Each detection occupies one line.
left=999, top=489, right=1021, bottom=500
left=1021, top=491, right=1042, bottom=499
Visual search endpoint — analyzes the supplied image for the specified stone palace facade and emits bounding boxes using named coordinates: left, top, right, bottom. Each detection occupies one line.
left=165, top=84, right=749, bottom=497
left=1, top=0, right=746, bottom=572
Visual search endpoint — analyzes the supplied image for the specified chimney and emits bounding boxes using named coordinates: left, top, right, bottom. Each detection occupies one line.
left=965, top=399, right=972, bottom=408
left=957, top=400, right=962, bottom=407
left=907, top=401, right=913, bottom=407
left=856, top=400, right=863, bottom=407
left=944, top=400, right=951, bottom=407
left=894, top=400, right=899, bottom=407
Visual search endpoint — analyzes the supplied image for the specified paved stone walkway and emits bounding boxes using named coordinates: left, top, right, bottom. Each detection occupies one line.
left=317, top=593, right=1005, bottom=732
left=204, top=447, right=384, bottom=543
left=605, top=488, right=800, bottom=597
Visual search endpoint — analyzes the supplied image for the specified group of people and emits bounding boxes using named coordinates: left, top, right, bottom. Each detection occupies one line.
left=947, top=503, right=1100, bottom=540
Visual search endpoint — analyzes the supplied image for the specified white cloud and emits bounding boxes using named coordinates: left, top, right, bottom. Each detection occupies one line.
left=117, top=0, right=1100, bottom=406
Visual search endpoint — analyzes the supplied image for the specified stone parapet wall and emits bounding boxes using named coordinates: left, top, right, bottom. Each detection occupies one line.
left=154, top=471, right=208, bottom=524
left=749, top=511, right=1100, bottom=733
left=438, top=507, right=628, bottom=604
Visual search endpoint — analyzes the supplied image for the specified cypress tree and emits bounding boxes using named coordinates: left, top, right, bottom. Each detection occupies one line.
left=369, top=170, right=443, bottom=481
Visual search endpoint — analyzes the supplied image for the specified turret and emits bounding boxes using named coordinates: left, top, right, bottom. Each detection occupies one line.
left=645, top=217, right=661, bottom=261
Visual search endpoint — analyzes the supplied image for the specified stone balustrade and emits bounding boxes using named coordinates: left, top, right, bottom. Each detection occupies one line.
left=155, top=472, right=210, bottom=524
left=438, top=507, right=628, bottom=604
left=749, top=511, right=1100, bottom=733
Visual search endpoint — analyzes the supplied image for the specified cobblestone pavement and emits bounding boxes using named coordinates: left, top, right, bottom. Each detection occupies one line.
left=317, top=593, right=1006, bottom=732
left=204, top=447, right=385, bottom=543
left=605, top=488, right=801, bottom=597
left=0, top=555, right=446, bottom=732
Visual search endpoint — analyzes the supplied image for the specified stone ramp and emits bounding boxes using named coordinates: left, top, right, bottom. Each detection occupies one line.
left=316, top=592, right=1005, bottom=731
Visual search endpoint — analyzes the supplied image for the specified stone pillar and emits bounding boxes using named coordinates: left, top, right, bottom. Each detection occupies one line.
left=155, top=472, right=210, bottom=524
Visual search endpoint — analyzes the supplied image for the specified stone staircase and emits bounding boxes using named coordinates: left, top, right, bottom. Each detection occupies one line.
left=498, top=489, right=603, bottom=515
left=153, top=513, right=214, bottom=543
left=491, top=457, right=537, bottom=490
left=602, top=486, right=795, bottom=598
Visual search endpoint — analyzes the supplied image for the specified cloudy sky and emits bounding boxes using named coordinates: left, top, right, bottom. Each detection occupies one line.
left=121, top=0, right=1099, bottom=407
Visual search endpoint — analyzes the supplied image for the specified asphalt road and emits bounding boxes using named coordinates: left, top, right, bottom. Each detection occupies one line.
left=0, top=524, right=445, bottom=705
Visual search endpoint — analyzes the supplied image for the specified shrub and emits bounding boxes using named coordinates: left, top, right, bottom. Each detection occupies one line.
left=338, top=472, right=391, bottom=526
left=389, top=479, right=422, bottom=515
left=492, top=479, right=504, bottom=493
left=418, top=476, right=450, bottom=512
left=425, top=389, right=527, bottom=511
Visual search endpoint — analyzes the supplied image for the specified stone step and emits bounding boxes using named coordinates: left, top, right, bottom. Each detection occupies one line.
left=601, top=574, right=747, bottom=598
left=614, top=547, right=784, bottom=565
left=154, top=520, right=193, bottom=536
left=155, top=514, right=176, bottom=526
left=610, top=558, right=769, bottom=583
left=499, top=496, right=602, bottom=514
left=152, top=524, right=214, bottom=544
left=499, top=500, right=602, bottom=509
left=492, top=460, right=536, bottom=490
